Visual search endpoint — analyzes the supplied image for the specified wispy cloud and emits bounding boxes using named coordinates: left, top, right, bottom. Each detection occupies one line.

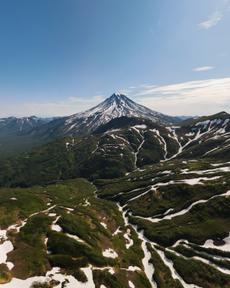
left=130, top=78, right=230, bottom=116
left=193, top=66, right=215, bottom=72
left=199, top=11, right=223, bottom=29
left=1, top=78, right=229, bottom=118
left=199, top=0, right=230, bottom=30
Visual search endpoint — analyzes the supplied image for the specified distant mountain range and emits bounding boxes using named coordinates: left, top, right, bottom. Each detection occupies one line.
left=0, top=116, right=52, bottom=137
left=0, top=93, right=229, bottom=162
left=28, top=93, right=181, bottom=139
left=0, top=94, right=181, bottom=139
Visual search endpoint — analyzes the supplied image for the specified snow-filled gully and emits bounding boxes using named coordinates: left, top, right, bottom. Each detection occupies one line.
left=126, top=175, right=221, bottom=205
left=118, top=204, right=157, bottom=288
left=119, top=188, right=230, bottom=287
left=150, top=129, right=168, bottom=159
left=133, top=190, right=230, bottom=224
left=132, top=127, right=145, bottom=169
left=118, top=203, right=202, bottom=288
left=119, top=168, right=230, bottom=288
left=167, top=124, right=216, bottom=160
left=153, top=247, right=201, bottom=288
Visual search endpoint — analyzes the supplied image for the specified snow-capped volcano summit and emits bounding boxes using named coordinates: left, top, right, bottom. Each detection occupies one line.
left=73, top=93, right=164, bottom=120
left=63, top=93, right=178, bottom=134
left=32, top=93, right=179, bottom=138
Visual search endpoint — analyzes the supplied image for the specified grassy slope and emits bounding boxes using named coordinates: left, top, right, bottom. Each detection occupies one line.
left=96, top=159, right=230, bottom=286
left=0, top=179, right=149, bottom=286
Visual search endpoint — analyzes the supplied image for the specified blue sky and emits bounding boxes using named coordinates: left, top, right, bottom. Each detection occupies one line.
left=0, top=0, right=229, bottom=116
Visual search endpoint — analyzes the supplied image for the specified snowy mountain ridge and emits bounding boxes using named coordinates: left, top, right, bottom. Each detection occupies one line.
left=0, top=116, right=52, bottom=136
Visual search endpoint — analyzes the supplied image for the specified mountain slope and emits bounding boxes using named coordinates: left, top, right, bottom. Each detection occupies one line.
left=172, top=111, right=230, bottom=160
left=31, top=93, right=180, bottom=139
left=96, top=158, right=230, bottom=288
left=0, top=111, right=229, bottom=187
left=0, top=94, right=182, bottom=157
left=0, top=117, right=181, bottom=186
left=0, top=116, right=51, bottom=137
left=0, top=116, right=53, bottom=158
left=0, top=178, right=152, bottom=287
left=65, top=93, right=180, bottom=130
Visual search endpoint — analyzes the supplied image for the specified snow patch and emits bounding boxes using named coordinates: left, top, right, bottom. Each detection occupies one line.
left=129, top=280, right=135, bottom=288
left=102, top=248, right=118, bottom=259
left=100, top=222, right=107, bottom=229
left=202, top=232, right=230, bottom=252
left=1, top=266, right=96, bottom=288
left=124, top=229, right=134, bottom=249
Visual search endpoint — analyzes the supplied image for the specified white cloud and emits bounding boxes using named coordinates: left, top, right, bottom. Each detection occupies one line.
left=199, top=11, right=223, bottom=29
left=1, top=78, right=229, bottom=118
left=131, top=78, right=230, bottom=116
left=193, top=66, right=215, bottom=72
left=199, top=0, right=230, bottom=30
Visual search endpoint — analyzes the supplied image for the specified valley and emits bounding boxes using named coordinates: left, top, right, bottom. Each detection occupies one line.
left=97, top=159, right=230, bottom=287
left=0, top=159, right=230, bottom=287
left=0, top=94, right=230, bottom=287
